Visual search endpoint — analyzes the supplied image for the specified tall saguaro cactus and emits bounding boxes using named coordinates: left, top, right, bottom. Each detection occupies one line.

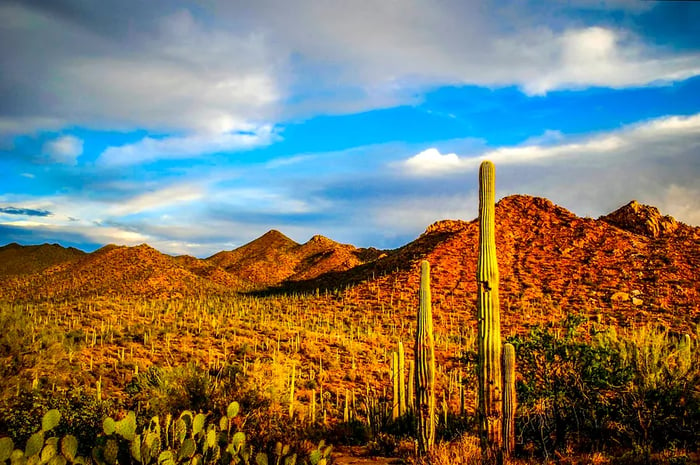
left=415, top=260, right=436, bottom=454
left=502, top=343, right=516, bottom=456
left=477, top=160, right=503, bottom=463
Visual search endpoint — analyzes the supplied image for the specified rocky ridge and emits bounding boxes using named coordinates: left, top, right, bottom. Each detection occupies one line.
left=0, top=242, right=85, bottom=277
left=0, top=195, right=698, bottom=331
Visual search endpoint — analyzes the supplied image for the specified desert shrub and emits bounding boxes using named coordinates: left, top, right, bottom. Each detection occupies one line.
left=125, top=362, right=246, bottom=418
left=610, top=325, right=700, bottom=451
left=511, top=316, right=700, bottom=458
left=0, top=388, right=114, bottom=455
left=511, top=314, right=633, bottom=456
left=123, top=360, right=315, bottom=449
left=421, top=433, right=482, bottom=465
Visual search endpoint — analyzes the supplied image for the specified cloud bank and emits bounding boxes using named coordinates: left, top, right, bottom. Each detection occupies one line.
left=2, top=1, right=699, bottom=143
left=402, top=114, right=700, bottom=175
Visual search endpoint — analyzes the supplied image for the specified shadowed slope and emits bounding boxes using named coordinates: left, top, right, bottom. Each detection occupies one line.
left=0, top=244, right=233, bottom=300
left=0, top=242, right=85, bottom=277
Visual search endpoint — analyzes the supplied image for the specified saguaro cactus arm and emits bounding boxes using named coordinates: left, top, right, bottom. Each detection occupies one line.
left=502, top=343, right=516, bottom=456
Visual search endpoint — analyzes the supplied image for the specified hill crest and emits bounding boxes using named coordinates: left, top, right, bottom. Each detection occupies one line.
left=1, top=194, right=698, bottom=332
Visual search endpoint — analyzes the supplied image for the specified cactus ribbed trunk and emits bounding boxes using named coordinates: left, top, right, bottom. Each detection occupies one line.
left=477, top=160, right=503, bottom=464
left=289, top=365, right=295, bottom=419
left=406, top=360, right=415, bottom=414
left=502, top=343, right=516, bottom=456
left=392, top=351, right=399, bottom=420
left=415, top=260, right=436, bottom=454
left=311, top=388, right=317, bottom=424
left=398, top=341, right=406, bottom=417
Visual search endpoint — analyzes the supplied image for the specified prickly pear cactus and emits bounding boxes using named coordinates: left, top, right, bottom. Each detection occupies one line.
left=41, top=410, right=61, bottom=433
left=115, top=412, right=136, bottom=441
left=0, top=437, right=14, bottom=463
left=60, top=435, right=78, bottom=462
left=1, top=401, right=313, bottom=465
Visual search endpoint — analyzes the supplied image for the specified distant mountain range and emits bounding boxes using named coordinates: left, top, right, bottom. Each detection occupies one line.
left=1, top=195, right=698, bottom=329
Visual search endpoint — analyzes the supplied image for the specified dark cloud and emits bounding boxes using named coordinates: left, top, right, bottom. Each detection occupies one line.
left=634, top=2, right=700, bottom=51
left=0, top=206, right=52, bottom=216
left=6, top=0, right=165, bottom=39
left=2, top=0, right=699, bottom=140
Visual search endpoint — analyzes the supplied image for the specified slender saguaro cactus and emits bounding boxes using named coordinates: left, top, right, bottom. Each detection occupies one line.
left=477, top=160, right=503, bottom=463
left=289, top=365, right=296, bottom=419
left=398, top=341, right=406, bottom=417
left=502, top=343, right=516, bottom=456
left=391, top=341, right=407, bottom=420
left=415, top=260, right=436, bottom=454
left=406, top=360, right=415, bottom=415
left=392, top=351, right=400, bottom=420
left=311, top=389, right=317, bottom=424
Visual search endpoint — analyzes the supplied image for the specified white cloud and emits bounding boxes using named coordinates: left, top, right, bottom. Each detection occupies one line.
left=521, top=130, right=565, bottom=146
left=519, top=27, right=700, bottom=95
left=42, top=135, right=83, bottom=164
left=0, top=176, right=321, bottom=255
left=403, top=148, right=462, bottom=175
left=401, top=113, right=700, bottom=175
left=235, top=3, right=700, bottom=104
left=108, top=184, right=206, bottom=216
left=390, top=112, right=700, bottom=232
left=98, top=125, right=276, bottom=166
left=210, top=186, right=316, bottom=215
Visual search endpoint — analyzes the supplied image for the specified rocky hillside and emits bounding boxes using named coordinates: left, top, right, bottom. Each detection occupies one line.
left=0, top=232, right=384, bottom=299
left=206, top=230, right=384, bottom=288
left=0, top=244, right=233, bottom=300
left=1, top=195, right=698, bottom=331
left=0, top=242, right=85, bottom=277
left=282, top=195, right=699, bottom=331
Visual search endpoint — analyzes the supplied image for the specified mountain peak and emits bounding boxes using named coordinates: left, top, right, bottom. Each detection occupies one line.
left=495, top=195, right=578, bottom=222
left=306, top=234, right=336, bottom=246
left=601, top=200, right=678, bottom=238
left=423, top=220, right=467, bottom=235
left=256, top=229, right=299, bottom=247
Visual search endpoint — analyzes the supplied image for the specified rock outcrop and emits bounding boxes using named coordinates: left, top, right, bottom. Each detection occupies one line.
left=601, top=200, right=679, bottom=238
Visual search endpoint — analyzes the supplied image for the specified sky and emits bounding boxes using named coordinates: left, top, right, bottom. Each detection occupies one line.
left=1, top=0, right=700, bottom=257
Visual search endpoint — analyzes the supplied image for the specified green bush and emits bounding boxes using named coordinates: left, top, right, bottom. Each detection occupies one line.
left=510, top=316, right=700, bottom=458
left=0, top=388, right=114, bottom=456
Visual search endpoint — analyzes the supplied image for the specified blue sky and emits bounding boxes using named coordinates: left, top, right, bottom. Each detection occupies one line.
left=1, top=0, right=700, bottom=257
